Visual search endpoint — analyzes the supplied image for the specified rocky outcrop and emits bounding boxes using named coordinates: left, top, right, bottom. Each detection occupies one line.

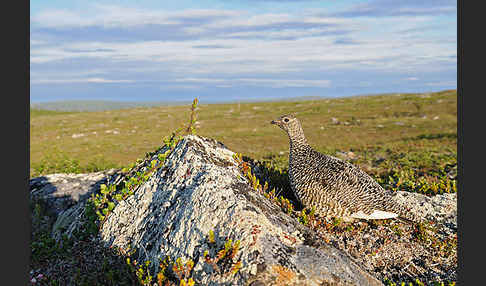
left=30, top=169, right=118, bottom=217
left=393, top=191, right=456, bottom=233
left=31, top=135, right=457, bottom=285
left=100, top=135, right=384, bottom=285
left=29, top=169, right=120, bottom=241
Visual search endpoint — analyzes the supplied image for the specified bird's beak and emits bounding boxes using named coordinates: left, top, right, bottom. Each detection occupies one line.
left=271, top=120, right=278, bottom=125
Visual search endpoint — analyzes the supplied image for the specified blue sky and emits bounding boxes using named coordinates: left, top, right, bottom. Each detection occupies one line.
left=30, top=0, right=457, bottom=103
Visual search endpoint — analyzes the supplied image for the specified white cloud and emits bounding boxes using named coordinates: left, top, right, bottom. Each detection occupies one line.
left=173, top=77, right=331, bottom=88
left=160, top=85, right=202, bottom=90
left=425, top=81, right=456, bottom=87
left=174, top=78, right=226, bottom=84
left=30, top=39, right=46, bottom=45
left=31, top=4, right=241, bottom=28
left=31, top=78, right=134, bottom=84
left=31, top=9, right=93, bottom=28
left=237, top=78, right=331, bottom=88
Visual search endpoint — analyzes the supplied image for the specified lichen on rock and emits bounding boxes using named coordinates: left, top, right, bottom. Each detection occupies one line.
left=94, top=135, right=382, bottom=285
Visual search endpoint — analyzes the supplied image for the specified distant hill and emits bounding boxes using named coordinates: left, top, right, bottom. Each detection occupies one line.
left=29, top=91, right=454, bottom=112
left=29, top=100, right=188, bottom=112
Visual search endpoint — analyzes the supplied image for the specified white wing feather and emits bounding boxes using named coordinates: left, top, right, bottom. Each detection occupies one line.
left=350, top=210, right=398, bottom=220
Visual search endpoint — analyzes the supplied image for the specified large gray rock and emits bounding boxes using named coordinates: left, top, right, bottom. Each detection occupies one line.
left=29, top=169, right=118, bottom=217
left=30, top=169, right=122, bottom=241
left=393, top=191, right=456, bottom=233
left=96, top=135, right=383, bottom=286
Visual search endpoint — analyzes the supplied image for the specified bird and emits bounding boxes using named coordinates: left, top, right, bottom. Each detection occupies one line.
left=270, top=114, right=421, bottom=223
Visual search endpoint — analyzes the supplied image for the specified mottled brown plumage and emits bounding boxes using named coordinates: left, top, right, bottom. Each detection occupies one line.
left=271, top=114, right=420, bottom=222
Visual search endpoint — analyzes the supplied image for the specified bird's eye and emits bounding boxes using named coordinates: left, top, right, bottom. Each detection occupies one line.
left=283, top=118, right=289, bottom=123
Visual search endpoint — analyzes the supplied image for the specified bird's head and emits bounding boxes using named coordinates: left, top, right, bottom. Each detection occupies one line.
left=271, top=114, right=301, bottom=134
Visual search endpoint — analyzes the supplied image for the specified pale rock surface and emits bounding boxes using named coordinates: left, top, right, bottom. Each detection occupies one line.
left=99, top=135, right=382, bottom=285
left=30, top=169, right=118, bottom=217
left=393, top=191, right=457, bottom=234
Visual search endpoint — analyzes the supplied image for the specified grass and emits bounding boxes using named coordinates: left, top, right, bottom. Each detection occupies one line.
left=30, top=108, right=75, bottom=117
left=30, top=89, right=457, bottom=181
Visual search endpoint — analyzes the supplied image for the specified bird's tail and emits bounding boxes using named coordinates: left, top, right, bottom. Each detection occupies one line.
left=396, top=216, right=417, bottom=224
left=383, top=195, right=424, bottom=224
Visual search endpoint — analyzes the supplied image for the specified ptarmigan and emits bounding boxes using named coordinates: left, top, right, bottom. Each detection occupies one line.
left=271, top=114, right=420, bottom=223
